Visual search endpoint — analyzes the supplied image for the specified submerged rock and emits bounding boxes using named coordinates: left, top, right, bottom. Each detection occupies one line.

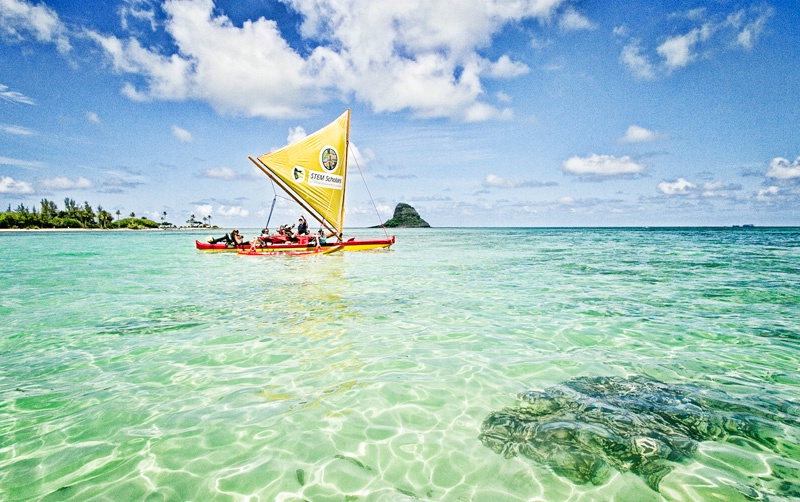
left=379, top=203, right=430, bottom=228
left=480, top=375, right=796, bottom=493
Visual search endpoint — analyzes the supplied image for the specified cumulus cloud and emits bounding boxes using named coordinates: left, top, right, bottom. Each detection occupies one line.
left=0, top=83, right=35, bottom=104
left=766, top=157, right=800, bottom=180
left=0, top=175, right=34, bottom=194
left=1, top=123, right=34, bottom=135
left=657, top=178, right=695, bottom=195
left=349, top=142, right=375, bottom=168
left=559, top=9, right=595, bottom=32
left=39, top=176, right=93, bottom=190
left=86, top=0, right=569, bottom=121
left=86, top=111, right=101, bottom=123
left=657, top=25, right=715, bottom=70
left=216, top=205, right=249, bottom=217
left=757, top=186, right=779, bottom=201
left=656, top=178, right=740, bottom=197
left=620, top=125, right=664, bottom=143
left=287, top=126, right=307, bottom=145
left=485, top=55, right=530, bottom=78
left=171, top=125, right=192, bottom=142
left=194, top=204, right=212, bottom=217
left=619, top=41, right=655, bottom=80
left=562, top=154, right=646, bottom=176
left=0, top=0, right=71, bottom=53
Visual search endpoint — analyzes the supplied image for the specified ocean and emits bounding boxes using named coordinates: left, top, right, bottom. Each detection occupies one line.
left=1, top=227, right=799, bottom=501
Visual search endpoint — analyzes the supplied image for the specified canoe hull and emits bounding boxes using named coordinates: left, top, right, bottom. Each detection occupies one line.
left=196, top=236, right=394, bottom=253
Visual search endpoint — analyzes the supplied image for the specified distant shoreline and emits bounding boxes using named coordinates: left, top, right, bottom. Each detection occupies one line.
left=0, top=227, right=202, bottom=232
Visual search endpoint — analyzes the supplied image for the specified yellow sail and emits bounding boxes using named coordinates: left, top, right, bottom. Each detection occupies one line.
left=252, top=110, right=350, bottom=235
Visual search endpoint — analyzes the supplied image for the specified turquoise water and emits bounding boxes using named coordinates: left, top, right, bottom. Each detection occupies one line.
left=1, top=227, right=799, bottom=501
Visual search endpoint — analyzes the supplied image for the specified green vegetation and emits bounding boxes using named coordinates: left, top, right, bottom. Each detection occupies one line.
left=379, top=203, right=431, bottom=228
left=0, top=198, right=162, bottom=230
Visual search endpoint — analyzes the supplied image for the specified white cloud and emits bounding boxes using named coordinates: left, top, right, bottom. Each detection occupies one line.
left=485, top=55, right=529, bottom=78
left=216, top=205, right=249, bottom=217
left=484, top=174, right=521, bottom=188
left=727, top=6, right=773, bottom=50
left=657, top=25, right=714, bottom=70
left=202, top=167, right=237, bottom=179
left=757, top=186, right=779, bottom=201
left=0, top=123, right=34, bottom=135
left=40, top=176, right=93, bottom=190
left=0, top=83, right=35, bottom=104
left=562, top=154, right=646, bottom=176
left=120, top=0, right=157, bottom=32
left=88, top=0, right=569, bottom=121
left=172, top=125, right=192, bottom=142
left=620, top=125, right=664, bottom=143
left=620, top=6, right=773, bottom=78
left=86, top=111, right=101, bottom=123
left=0, top=0, right=71, bottom=53
left=0, top=175, right=33, bottom=194
left=194, top=204, right=212, bottom=217
left=287, top=126, right=307, bottom=145
left=349, top=142, right=375, bottom=168
left=766, top=157, right=800, bottom=180
left=620, top=42, right=655, bottom=80
left=657, top=177, right=695, bottom=195
left=0, top=155, right=44, bottom=168
left=559, top=9, right=595, bottom=32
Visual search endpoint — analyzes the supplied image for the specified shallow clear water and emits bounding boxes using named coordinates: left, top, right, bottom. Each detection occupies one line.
left=1, top=227, right=799, bottom=501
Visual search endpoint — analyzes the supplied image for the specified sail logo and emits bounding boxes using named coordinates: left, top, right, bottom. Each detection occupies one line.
left=320, top=146, right=339, bottom=172
left=309, top=171, right=343, bottom=190
left=292, top=166, right=306, bottom=182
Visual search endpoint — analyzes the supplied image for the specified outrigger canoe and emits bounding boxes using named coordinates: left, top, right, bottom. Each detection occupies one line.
left=196, top=109, right=395, bottom=255
left=196, top=235, right=394, bottom=253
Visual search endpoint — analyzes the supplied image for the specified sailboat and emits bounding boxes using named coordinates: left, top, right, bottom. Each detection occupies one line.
left=195, top=110, right=395, bottom=253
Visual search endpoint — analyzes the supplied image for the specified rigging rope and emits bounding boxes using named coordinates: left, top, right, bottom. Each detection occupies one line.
left=264, top=179, right=278, bottom=229
left=349, top=144, right=389, bottom=239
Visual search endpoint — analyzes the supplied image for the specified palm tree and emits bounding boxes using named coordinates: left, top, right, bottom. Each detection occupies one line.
left=115, top=210, right=121, bottom=228
left=129, top=211, right=136, bottom=218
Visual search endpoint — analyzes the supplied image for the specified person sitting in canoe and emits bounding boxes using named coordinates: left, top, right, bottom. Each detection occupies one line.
left=313, top=228, right=326, bottom=249
left=207, top=229, right=248, bottom=247
left=297, top=216, right=309, bottom=236
left=248, top=228, right=271, bottom=252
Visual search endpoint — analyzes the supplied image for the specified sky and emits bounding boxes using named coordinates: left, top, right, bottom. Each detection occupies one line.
left=1, top=0, right=798, bottom=228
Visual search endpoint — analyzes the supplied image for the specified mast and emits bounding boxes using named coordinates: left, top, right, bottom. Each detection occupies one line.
left=338, top=108, right=350, bottom=237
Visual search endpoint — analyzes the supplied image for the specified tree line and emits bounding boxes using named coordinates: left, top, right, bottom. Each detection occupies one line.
left=0, top=198, right=163, bottom=229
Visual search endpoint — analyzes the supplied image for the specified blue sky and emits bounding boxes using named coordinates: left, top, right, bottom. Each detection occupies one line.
left=1, top=0, right=798, bottom=227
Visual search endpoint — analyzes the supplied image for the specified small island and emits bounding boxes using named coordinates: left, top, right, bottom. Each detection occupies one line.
left=378, top=203, right=430, bottom=228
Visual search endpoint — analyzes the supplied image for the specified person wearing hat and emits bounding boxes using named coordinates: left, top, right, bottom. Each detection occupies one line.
left=207, top=228, right=246, bottom=247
